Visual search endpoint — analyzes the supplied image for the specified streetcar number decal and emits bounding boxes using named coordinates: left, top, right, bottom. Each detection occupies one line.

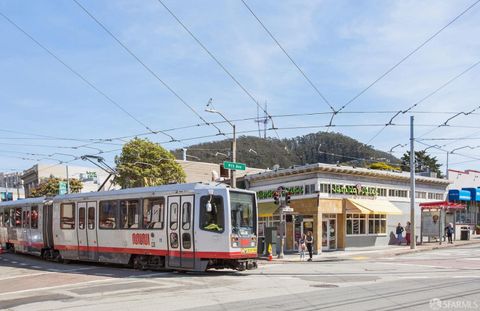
left=132, top=233, right=150, bottom=246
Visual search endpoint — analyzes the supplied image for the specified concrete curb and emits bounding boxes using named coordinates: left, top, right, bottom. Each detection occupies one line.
left=257, top=238, right=480, bottom=264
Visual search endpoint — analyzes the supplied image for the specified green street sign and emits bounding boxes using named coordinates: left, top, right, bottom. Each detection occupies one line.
left=223, top=161, right=246, bottom=171
left=59, top=181, right=68, bottom=195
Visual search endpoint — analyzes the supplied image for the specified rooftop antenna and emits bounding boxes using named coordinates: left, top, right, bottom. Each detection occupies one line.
left=254, top=101, right=269, bottom=139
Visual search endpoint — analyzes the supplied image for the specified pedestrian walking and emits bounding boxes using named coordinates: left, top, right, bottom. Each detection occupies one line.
left=396, top=223, right=404, bottom=245
left=305, top=231, right=314, bottom=261
left=298, top=234, right=306, bottom=261
left=445, top=223, right=454, bottom=244
left=405, top=221, right=411, bottom=246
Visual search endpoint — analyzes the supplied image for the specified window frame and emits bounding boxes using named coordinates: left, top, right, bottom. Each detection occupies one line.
left=119, top=199, right=140, bottom=229
left=31, top=205, right=39, bottom=229
left=200, top=195, right=225, bottom=233
left=181, top=201, right=192, bottom=230
left=346, top=213, right=367, bottom=236
left=99, top=200, right=118, bottom=230
left=142, top=197, right=165, bottom=230
left=60, top=203, right=76, bottom=230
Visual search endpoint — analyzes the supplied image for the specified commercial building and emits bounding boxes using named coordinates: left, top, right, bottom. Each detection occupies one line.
left=177, top=160, right=264, bottom=184
left=21, top=164, right=117, bottom=197
left=244, top=163, right=450, bottom=254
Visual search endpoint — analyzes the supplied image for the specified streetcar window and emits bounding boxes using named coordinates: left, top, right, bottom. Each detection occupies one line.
left=200, top=195, right=224, bottom=233
left=60, top=203, right=75, bottom=229
left=182, top=233, right=191, bottom=249
left=182, top=202, right=191, bottom=230
left=88, top=207, right=95, bottom=230
left=31, top=206, right=39, bottom=229
left=15, top=208, right=22, bottom=227
left=23, top=210, right=30, bottom=228
left=99, top=200, right=118, bottom=229
left=79, top=207, right=86, bottom=230
left=170, top=202, right=178, bottom=230
left=0, top=211, right=3, bottom=227
left=6, top=208, right=12, bottom=227
left=142, top=197, right=164, bottom=229
left=4, top=210, right=8, bottom=227
left=120, top=200, right=139, bottom=229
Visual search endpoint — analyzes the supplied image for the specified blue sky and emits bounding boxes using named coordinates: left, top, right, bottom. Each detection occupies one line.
left=1, top=0, right=479, bottom=173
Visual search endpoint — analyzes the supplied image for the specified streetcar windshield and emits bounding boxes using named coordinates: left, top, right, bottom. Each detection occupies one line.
left=230, top=191, right=255, bottom=236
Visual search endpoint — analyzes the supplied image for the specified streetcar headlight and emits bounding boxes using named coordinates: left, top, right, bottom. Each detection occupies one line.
left=232, top=242, right=239, bottom=247
left=250, top=241, right=256, bottom=247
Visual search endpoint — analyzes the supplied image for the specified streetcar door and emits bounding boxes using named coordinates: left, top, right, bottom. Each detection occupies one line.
left=86, top=202, right=98, bottom=261
left=167, top=196, right=180, bottom=268
left=77, top=202, right=88, bottom=260
left=180, top=196, right=194, bottom=269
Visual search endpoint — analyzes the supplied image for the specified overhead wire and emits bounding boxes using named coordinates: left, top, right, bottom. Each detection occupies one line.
left=330, top=0, right=480, bottom=126
left=155, top=0, right=281, bottom=140
left=365, top=58, right=480, bottom=145
left=0, top=10, right=171, bottom=140
left=72, top=0, right=223, bottom=137
left=239, top=0, right=335, bottom=112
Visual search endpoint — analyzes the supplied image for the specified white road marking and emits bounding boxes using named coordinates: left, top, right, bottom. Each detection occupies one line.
left=0, top=272, right=52, bottom=281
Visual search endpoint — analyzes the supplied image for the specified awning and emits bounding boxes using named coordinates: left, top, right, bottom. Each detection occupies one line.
left=346, top=199, right=403, bottom=215
left=258, top=203, right=278, bottom=217
left=420, top=201, right=466, bottom=210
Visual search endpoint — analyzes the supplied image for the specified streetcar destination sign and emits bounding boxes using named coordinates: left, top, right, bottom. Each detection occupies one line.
left=223, top=161, right=246, bottom=171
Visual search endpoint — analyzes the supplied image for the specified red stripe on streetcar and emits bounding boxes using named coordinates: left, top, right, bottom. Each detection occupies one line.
left=54, top=244, right=257, bottom=259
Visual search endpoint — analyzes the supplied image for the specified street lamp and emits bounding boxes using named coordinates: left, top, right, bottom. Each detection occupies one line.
left=205, top=107, right=236, bottom=188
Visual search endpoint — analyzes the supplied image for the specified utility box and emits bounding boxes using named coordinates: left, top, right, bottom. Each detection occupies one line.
left=460, top=227, right=470, bottom=240
left=265, top=227, right=277, bottom=256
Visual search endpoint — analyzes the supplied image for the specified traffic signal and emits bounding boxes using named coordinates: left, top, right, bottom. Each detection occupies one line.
left=273, top=191, right=280, bottom=205
left=286, top=192, right=291, bottom=204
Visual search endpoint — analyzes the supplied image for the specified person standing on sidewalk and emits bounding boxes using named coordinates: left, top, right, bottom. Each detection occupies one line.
left=305, top=231, right=314, bottom=261
left=405, top=221, right=411, bottom=246
left=298, top=234, right=306, bottom=261
left=396, top=223, right=404, bottom=245
left=445, top=223, right=454, bottom=244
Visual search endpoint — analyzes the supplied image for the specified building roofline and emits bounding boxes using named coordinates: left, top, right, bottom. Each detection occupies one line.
left=245, top=163, right=451, bottom=185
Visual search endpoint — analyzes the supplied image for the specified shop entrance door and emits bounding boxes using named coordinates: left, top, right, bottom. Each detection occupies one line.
left=322, top=219, right=337, bottom=251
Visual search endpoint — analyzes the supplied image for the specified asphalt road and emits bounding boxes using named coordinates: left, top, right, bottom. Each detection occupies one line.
left=1, top=245, right=479, bottom=310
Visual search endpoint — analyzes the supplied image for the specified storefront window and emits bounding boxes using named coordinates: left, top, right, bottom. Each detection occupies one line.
left=346, top=214, right=366, bottom=235
left=368, top=214, right=386, bottom=234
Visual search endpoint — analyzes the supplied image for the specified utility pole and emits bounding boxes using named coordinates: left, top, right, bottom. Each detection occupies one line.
left=410, top=116, right=416, bottom=249
left=66, top=165, right=70, bottom=194
left=231, top=124, right=236, bottom=188
left=205, top=107, right=236, bottom=188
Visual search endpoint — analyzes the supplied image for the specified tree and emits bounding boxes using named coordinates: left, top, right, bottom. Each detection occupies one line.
left=400, top=150, right=443, bottom=178
left=114, top=137, right=186, bottom=188
left=30, top=177, right=83, bottom=197
left=368, top=162, right=400, bottom=171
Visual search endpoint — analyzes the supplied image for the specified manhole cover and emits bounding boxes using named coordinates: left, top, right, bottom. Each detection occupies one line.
left=310, top=284, right=338, bottom=288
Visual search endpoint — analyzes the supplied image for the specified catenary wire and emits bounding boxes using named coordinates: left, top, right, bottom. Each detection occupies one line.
left=365, top=58, right=480, bottom=145
left=240, top=0, right=335, bottom=112
left=0, top=10, right=174, bottom=140
left=330, top=0, right=480, bottom=125
left=72, top=0, right=223, bottom=136
left=156, top=0, right=281, bottom=140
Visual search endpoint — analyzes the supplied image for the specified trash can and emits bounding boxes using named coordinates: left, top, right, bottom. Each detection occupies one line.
left=460, top=226, right=470, bottom=241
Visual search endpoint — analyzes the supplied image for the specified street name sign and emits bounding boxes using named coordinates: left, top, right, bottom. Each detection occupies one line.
left=223, top=161, right=246, bottom=171
left=59, top=181, right=68, bottom=195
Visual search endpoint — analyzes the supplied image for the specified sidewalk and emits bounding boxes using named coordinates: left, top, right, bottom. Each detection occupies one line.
left=258, top=236, right=480, bottom=264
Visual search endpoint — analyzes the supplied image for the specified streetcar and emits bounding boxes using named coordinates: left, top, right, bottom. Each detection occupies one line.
left=0, top=182, right=258, bottom=271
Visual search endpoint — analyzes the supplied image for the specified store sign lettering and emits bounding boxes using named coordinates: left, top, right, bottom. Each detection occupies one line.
left=256, top=186, right=304, bottom=200
left=331, top=184, right=377, bottom=196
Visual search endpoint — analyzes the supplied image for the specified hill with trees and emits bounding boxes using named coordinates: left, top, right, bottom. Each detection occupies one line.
left=172, top=132, right=400, bottom=170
